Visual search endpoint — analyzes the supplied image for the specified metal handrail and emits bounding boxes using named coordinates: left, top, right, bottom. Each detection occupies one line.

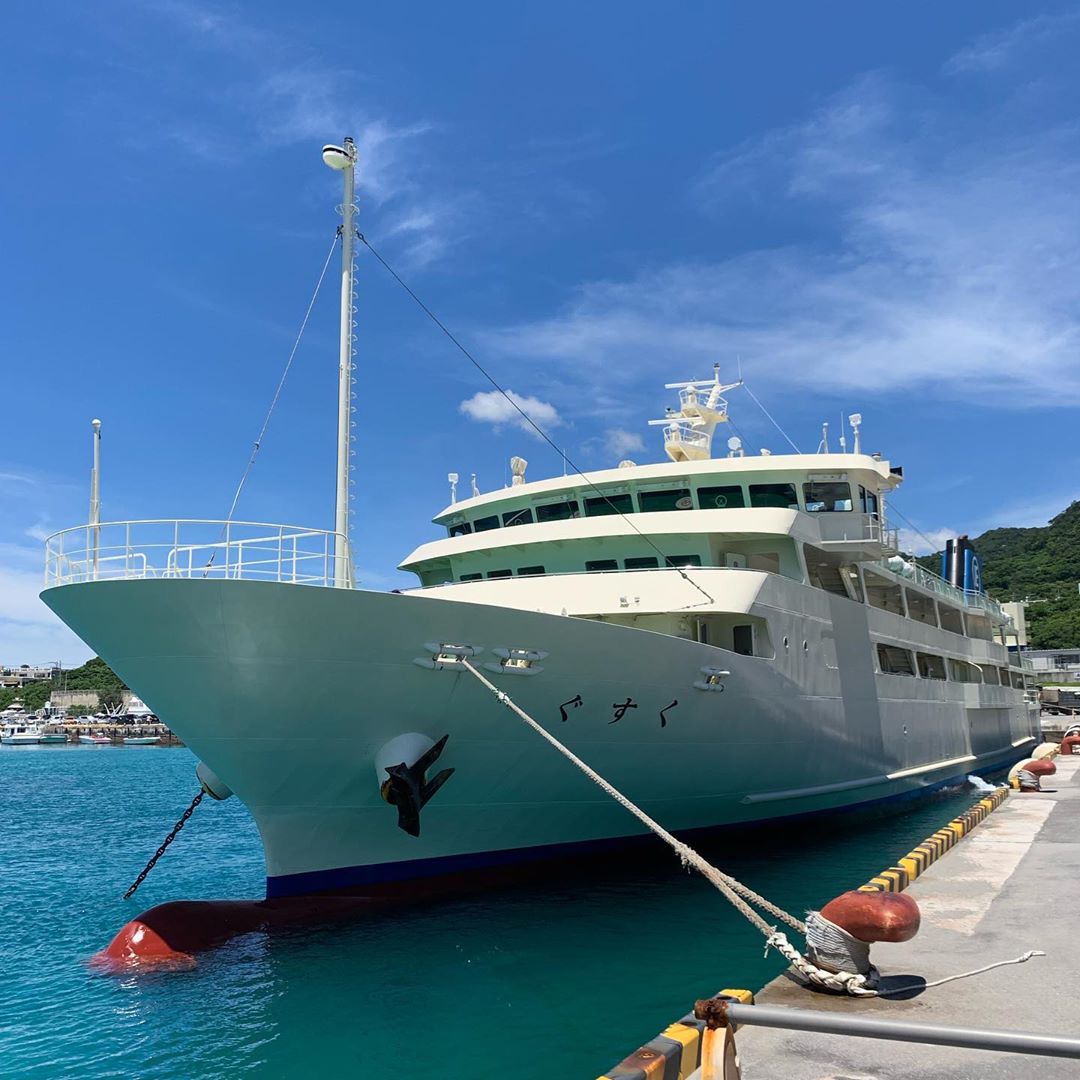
left=43, top=519, right=350, bottom=589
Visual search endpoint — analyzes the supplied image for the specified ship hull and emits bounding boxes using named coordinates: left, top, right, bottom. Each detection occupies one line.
left=42, top=579, right=1037, bottom=899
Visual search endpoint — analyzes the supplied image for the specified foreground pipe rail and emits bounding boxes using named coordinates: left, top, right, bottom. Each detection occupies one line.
left=696, top=998, right=1080, bottom=1060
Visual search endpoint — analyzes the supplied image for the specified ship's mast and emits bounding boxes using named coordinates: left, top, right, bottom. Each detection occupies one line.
left=323, top=138, right=357, bottom=588
left=89, top=418, right=101, bottom=576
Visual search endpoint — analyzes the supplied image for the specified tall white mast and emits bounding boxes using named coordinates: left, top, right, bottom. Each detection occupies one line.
left=89, top=418, right=102, bottom=577
left=323, top=138, right=357, bottom=588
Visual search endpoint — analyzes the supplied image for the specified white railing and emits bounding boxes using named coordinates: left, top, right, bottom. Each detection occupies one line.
left=819, top=512, right=899, bottom=554
left=44, top=520, right=351, bottom=589
left=662, top=422, right=712, bottom=451
left=877, top=555, right=1007, bottom=623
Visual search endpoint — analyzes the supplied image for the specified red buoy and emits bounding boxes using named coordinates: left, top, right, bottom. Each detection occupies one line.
left=820, top=890, right=921, bottom=943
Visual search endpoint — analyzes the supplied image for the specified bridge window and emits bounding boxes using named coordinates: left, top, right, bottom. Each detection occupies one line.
left=585, top=492, right=634, bottom=516
left=625, top=556, right=659, bottom=570
left=448, top=521, right=472, bottom=537
left=877, top=643, right=916, bottom=676
left=586, top=559, right=618, bottom=572
left=459, top=572, right=482, bottom=581
left=803, top=481, right=853, bottom=512
left=749, top=483, right=799, bottom=509
left=639, top=488, right=693, bottom=512
left=697, top=485, right=745, bottom=509
left=487, top=569, right=512, bottom=579
left=474, top=515, right=499, bottom=533
left=502, top=508, right=534, bottom=527
left=518, top=565, right=545, bottom=576
left=860, top=486, right=879, bottom=515
left=665, top=554, right=702, bottom=567
left=536, top=499, right=579, bottom=522
left=916, top=652, right=947, bottom=680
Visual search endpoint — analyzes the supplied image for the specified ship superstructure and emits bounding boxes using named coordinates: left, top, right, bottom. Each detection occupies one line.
left=39, top=142, right=1038, bottom=900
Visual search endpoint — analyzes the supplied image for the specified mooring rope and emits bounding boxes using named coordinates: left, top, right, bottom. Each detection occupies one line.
left=457, top=660, right=893, bottom=993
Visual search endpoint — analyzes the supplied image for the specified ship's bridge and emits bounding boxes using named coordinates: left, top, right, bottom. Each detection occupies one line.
left=400, top=452, right=901, bottom=588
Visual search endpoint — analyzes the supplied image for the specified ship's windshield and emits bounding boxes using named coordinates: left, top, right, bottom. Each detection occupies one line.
left=749, top=483, right=799, bottom=509
left=803, top=481, right=853, bottom=512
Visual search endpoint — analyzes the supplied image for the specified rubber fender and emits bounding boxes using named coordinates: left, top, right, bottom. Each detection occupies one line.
left=820, top=890, right=920, bottom=943
left=1060, top=735, right=1080, bottom=756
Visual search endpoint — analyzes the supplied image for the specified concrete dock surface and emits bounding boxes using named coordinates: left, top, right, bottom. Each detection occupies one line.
left=737, top=754, right=1080, bottom=1079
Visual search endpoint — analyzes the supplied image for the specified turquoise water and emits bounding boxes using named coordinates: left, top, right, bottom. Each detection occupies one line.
left=1, top=745, right=987, bottom=1078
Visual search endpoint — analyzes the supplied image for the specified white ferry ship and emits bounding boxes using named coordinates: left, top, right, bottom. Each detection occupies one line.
left=40, top=140, right=1038, bottom=899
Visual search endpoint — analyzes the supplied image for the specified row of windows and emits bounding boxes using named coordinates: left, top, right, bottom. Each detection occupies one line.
left=876, top=643, right=1028, bottom=687
left=447, top=481, right=878, bottom=537
left=457, top=555, right=702, bottom=581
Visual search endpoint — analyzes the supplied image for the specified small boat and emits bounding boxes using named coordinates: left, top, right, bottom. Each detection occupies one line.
left=78, top=733, right=111, bottom=745
left=38, top=732, right=68, bottom=744
left=122, top=736, right=159, bottom=745
left=2, top=721, right=42, bottom=745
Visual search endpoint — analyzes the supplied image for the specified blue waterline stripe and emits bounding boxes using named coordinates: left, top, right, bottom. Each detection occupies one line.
left=265, top=744, right=1029, bottom=899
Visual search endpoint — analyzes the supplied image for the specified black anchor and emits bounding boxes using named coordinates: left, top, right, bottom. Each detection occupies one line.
left=381, top=733, right=455, bottom=837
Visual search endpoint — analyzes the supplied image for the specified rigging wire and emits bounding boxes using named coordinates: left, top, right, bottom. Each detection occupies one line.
left=356, top=231, right=717, bottom=608
left=742, top=382, right=801, bottom=453
left=224, top=232, right=340, bottom=524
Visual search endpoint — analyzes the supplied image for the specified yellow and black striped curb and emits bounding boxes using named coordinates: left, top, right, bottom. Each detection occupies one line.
left=858, top=787, right=1010, bottom=894
left=597, top=989, right=753, bottom=1080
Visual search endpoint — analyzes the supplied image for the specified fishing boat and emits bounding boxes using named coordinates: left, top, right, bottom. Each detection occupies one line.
left=40, top=139, right=1039, bottom=901
left=38, top=731, right=68, bottom=744
left=77, top=733, right=111, bottom=745
left=122, top=736, right=160, bottom=745
left=2, top=721, right=42, bottom=746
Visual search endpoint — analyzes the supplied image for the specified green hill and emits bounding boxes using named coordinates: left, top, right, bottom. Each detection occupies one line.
left=0, top=656, right=126, bottom=713
left=975, top=500, right=1080, bottom=649
left=920, top=501, right=1080, bottom=649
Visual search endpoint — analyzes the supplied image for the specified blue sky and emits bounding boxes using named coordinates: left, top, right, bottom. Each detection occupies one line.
left=2, top=1, right=1079, bottom=664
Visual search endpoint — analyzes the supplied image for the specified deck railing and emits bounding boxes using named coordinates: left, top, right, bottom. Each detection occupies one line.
left=877, top=555, right=1007, bottom=622
left=44, top=520, right=351, bottom=589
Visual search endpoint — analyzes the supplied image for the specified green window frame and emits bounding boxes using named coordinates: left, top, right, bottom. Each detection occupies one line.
left=501, top=508, right=534, bottom=527
left=459, top=572, right=482, bottom=581
left=518, top=565, right=545, bottom=576
left=665, top=554, right=702, bottom=567
left=487, top=569, right=513, bottom=579
left=584, top=492, right=634, bottom=516
left=749, top=483, right=799, bottom=509
left=638, top=488, right=693, bottom=513
left=625, top=556, right=659, bottom=570
left=474, top=515, right=499, bottom=532
left=585, top=559, right=618, bottom=572
left=536, top=500, right=580, bottom=522
left=697, top=485, right=745, bottom=510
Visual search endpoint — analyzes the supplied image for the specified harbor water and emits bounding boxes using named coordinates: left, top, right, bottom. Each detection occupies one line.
left=2, top=744, right=989, bottom=1078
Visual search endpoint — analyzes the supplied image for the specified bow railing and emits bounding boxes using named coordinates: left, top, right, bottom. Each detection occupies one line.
left=44, top=520, right=351, bottom=589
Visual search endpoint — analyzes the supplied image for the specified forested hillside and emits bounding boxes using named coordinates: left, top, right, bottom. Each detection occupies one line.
left=919, top=501, right=1080, bottom=649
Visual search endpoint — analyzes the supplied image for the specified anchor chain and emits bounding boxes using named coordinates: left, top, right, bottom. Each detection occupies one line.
left=123, top=791, right=204, bottom=900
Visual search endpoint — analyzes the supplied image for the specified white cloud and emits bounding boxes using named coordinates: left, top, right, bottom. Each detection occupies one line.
left=603, top=428, right=645, bottom=459
left=459, top=389, right=563, bottom=438
left=897, top=526, right=957, bottom=557
left=944, top=12, right=1080, bottom=75
left=483, top=65, right=1080, bottom=409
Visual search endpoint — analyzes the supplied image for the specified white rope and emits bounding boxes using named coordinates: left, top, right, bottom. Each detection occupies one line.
left=458, top=661, right=1043, bottom=999
left=877, top=950, right=1046, bottom=996
left=225, top=232, right=340, bottom=523
left=460, top=660, right=806, bottom=939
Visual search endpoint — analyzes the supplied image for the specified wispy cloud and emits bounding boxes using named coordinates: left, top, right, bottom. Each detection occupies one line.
left=602, top=428, right=645, bottom=459
left=483, top=55, right=1080, bottom=409
left=944, top=11, right=1080, bottom=75
left=142, top=0, right=458, bottom=265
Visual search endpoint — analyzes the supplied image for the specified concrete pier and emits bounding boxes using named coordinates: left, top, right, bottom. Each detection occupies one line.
left=737, top=754, right=1080, bottom=1078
